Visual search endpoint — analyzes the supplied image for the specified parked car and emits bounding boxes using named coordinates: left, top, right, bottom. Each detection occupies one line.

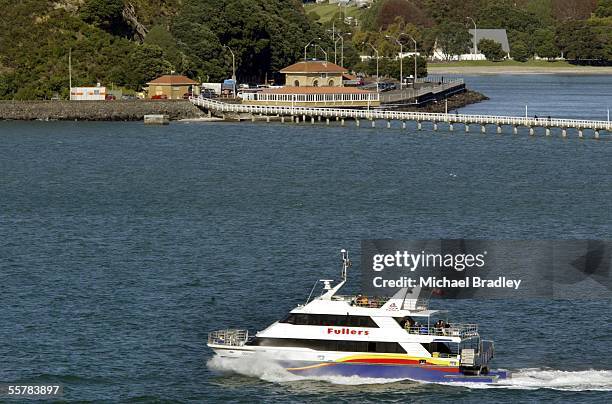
left=182, top=92, right=193, bottom=99
left=151, top=94, right=168, bottom=100
left=105, top=94, right=116, bottom=100
left=200, top=88, right=216, bottom=99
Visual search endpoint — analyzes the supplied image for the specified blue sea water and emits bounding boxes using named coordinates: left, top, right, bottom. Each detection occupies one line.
left=0, top=75, right=611, bottom=402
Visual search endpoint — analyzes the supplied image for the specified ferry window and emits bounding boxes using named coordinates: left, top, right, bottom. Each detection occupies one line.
left=313, top=80, right=319, bottom=87
left=421, top=342, right=459, bottom=356
left=294, top=80, right=299, bottom=87
left=249, top=338, right=405, bottom=353
left=279, top=314, right=378, bottom=327
left=328, top=79, right=334, bottom=86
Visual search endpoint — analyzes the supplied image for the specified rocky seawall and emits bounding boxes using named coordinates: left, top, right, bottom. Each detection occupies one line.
left=397, top=90, right=489, bottom=113
left=0, top=100, right=206, bottom=121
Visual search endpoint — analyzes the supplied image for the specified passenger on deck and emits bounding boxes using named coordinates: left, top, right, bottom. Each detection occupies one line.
left=355, top=294, right=369, bottom=306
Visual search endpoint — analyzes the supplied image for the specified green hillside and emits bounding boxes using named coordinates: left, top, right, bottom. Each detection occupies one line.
left=0, top=0, right=610, bottom=100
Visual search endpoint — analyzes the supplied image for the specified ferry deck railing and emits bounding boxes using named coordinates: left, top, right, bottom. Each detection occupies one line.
left=406, top=323, right=479, bottom=338
left=208, top=329, right=249, bottom=346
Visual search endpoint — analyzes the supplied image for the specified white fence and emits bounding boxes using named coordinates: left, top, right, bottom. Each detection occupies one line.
left=190, top=97, right=611, bottom=132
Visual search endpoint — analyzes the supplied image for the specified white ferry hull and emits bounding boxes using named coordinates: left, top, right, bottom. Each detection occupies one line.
left=209, top=345, right=510, bottom=383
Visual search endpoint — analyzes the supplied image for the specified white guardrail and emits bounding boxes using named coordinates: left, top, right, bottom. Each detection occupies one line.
left=190, top=97, right=611, bottom=131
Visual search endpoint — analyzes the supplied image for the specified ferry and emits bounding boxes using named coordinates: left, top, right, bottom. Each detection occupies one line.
left=208, top=250, right=510, bottom=383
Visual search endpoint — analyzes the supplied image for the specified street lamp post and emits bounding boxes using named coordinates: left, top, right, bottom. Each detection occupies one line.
left=316, top=45, right=328, bottom=62
left=467, top=17, right=477, bottom=55
left=406, top=34, right=418, bottom=85
left=223, top=45, right=236, bottom=96
left=385, top=34, right=403, bottom=89
left=304, top=38, right=319, bottom=60
left=363, top=42, right=379, bottom=92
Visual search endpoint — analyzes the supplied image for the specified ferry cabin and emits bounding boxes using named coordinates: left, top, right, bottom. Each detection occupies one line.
left=240, top=87, right=380, bottom=108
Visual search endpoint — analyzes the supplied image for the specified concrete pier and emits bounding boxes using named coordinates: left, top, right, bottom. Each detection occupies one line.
left=497, top=125, right=502, bottom=134
left=144, top=114, right=169, bottom=125
left=326, top=117, right=330, bottom=125
left=529, top=127, right=535, bottom=136
left=449, top=123, right=453, bottom=131
left=513, top=126, right=518, bottom=135
left=433, top=122, right=438, bottom=131
left=481, top=125, right=486, bottom=134
left=417, top=121, right=422, bottom=130
left=465, top=124, right=469, bottom=133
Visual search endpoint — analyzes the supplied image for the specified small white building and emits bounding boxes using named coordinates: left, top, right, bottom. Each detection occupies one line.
left=70, top=86, right=106, bottom=101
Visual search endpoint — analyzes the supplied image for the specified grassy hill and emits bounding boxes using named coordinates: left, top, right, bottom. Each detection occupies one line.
left=303, top=2, right=367, bottom=24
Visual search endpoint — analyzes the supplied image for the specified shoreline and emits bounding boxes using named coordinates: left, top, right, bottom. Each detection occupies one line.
left=428, top=65, right=612, bottom=75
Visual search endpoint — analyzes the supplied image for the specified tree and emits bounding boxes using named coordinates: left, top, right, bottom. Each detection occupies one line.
left=595, top=0, right=612, bottom=17
left=80, top=0, right=128, bottom=35
left=556, top=20, right=605, bottom=60
left=552, top=0, right=597, bottom=21
left=511, top=41, right=530, bottom=62
left=533, top=29, right=559, bottom=59
left=144, top=25, right=183, bottom=71
left=478, top=39, right=505, bottom=61
left=435, top=21, right=471, bottom=61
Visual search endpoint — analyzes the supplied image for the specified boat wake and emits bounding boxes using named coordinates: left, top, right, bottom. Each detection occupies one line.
left=208, top=356, right=612, bottom=391
left=468, top=368, right=612, bottom=391
left=207, top=355, right=405, bottom=385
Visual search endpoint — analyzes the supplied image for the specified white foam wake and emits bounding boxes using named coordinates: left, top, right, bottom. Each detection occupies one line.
left=483, top=368, right=612, bottom=391
left=207, top=355, right=406, bottom=385
left=207, top=356, right=612, bottom=391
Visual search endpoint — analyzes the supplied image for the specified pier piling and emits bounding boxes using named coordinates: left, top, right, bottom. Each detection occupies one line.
left=465, top=124, right=469, bottom=133
left=433, top=122, right=438, bottom=131
left=497, top=125, right=502, bottom=134
left=529, top=127, right=535, bottom=136
left=513, top=126, right=518, bottom=135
